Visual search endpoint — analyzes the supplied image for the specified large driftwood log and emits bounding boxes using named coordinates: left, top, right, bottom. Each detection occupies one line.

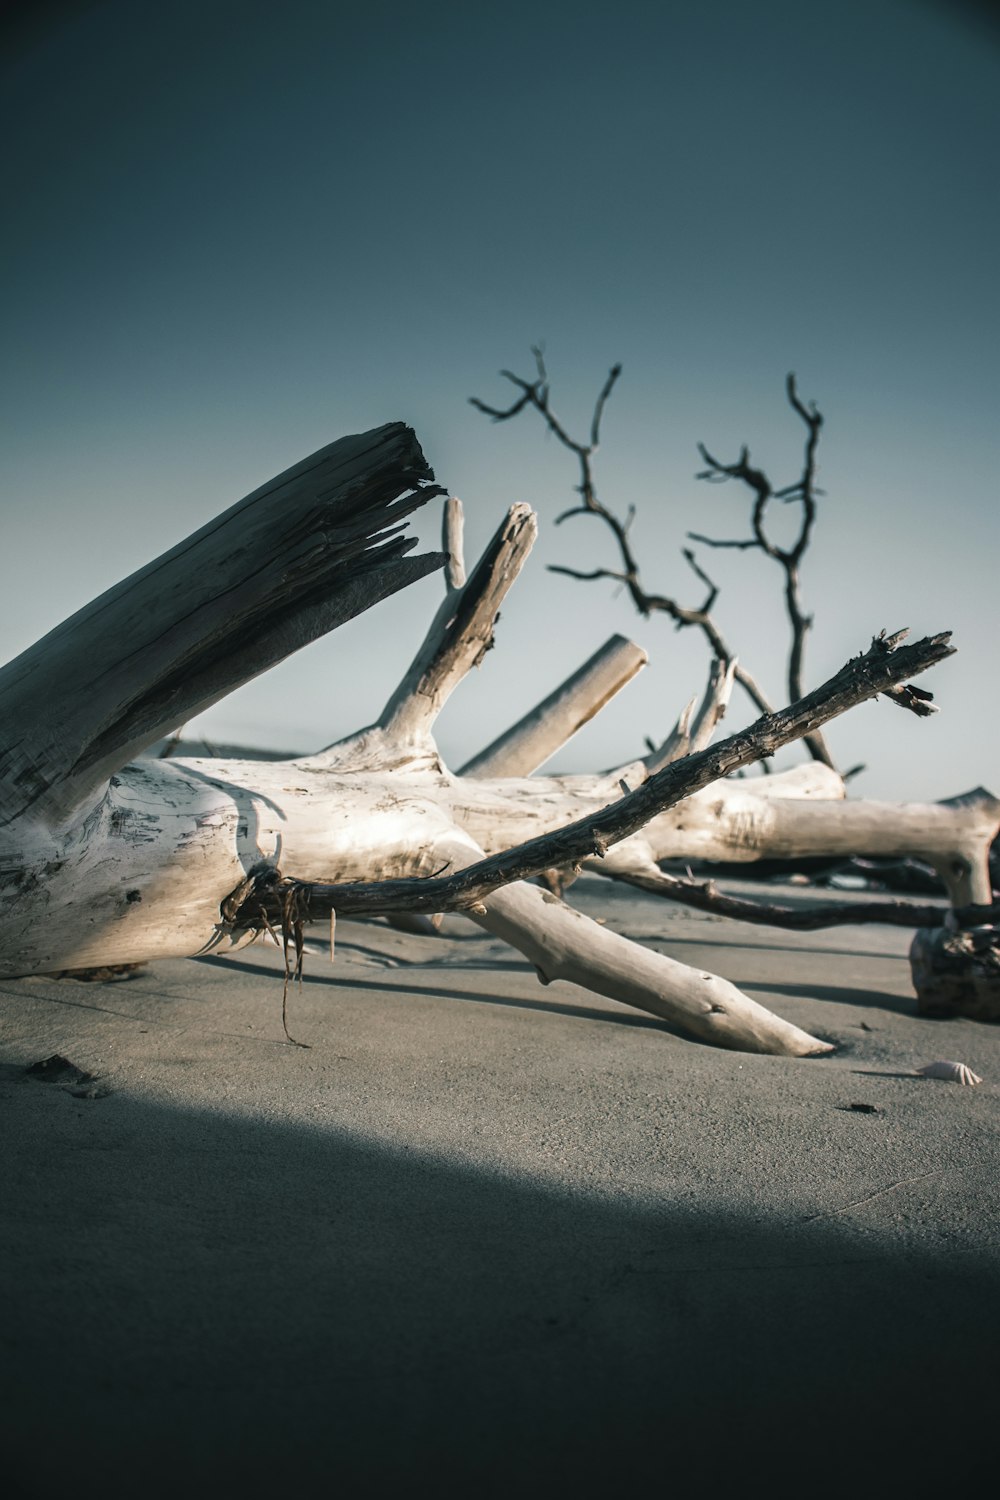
left=0, top=426, right=980, bottom=1056
left=0, top=423, right=444, bottom=825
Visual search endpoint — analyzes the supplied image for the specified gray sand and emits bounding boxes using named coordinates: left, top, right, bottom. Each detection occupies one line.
left=2, top=878, right=997, bottom=1494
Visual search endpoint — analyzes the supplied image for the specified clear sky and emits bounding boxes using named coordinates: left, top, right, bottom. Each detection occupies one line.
left=2, top=0, right=997, bottom=801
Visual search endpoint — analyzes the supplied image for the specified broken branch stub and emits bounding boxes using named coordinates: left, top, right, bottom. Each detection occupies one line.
left=377, top=503, right=537, bottom=744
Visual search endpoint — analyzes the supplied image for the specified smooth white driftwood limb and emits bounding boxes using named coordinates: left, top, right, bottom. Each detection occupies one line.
left=460, top=634, right=648, bottom=778
left=442, top=496, right=466, bottom=591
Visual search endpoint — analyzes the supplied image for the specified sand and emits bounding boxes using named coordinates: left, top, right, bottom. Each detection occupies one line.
left=2, top=876, right=997, bottom=1494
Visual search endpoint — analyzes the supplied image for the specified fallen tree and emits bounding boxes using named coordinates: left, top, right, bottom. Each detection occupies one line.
left=0, top=424, right=987, bottom=1056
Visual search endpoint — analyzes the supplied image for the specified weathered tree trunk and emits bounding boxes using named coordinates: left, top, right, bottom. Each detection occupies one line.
left=599, top=784, right=999, bottom=906
left=0, top=423, right=444, bottom=826
left=0, top=429, right=975, bottom=1056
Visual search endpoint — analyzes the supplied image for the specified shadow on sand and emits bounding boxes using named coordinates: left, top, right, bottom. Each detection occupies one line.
left=2, top=1059, right=996, bottom=1496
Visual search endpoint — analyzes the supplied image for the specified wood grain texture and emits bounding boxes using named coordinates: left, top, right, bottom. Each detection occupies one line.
left=0, top=423, right=444, bottom=823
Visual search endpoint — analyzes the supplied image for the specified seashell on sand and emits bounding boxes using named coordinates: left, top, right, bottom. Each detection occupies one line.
left=916, top=1060, right=983, bottom=1086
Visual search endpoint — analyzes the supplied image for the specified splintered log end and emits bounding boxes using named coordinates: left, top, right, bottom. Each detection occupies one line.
left=379, top=504, right=538, bottom=741
left=869, top=628, right=954, bottom=665
left=0, top=423, right=448, bottom=821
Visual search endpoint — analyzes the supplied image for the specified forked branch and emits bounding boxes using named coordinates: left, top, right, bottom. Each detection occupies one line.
left=225, top=628, right=953, bottom=929
left=693, top=373, right=832, bottom=763
left=471, top=358, right=840, bottom=766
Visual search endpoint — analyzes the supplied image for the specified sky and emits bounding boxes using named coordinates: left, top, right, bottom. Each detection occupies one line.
left=1, top=0, right=998, bottom=802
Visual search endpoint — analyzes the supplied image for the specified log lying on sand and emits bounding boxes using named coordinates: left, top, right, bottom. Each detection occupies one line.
left=0, top=432, right=979, bottom=1056
left=597, top=784, right=999, bottom=908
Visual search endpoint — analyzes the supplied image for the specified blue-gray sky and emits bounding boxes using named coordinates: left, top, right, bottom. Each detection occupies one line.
left=2, top=0, right=997, bottom=800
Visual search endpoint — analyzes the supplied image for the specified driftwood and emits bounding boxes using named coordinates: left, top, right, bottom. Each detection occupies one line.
left=0, top=425, right=984, bottom=1057
left=0, top=423, right=445, bottom=825
left=910, top=924, right=1000, bottom=1021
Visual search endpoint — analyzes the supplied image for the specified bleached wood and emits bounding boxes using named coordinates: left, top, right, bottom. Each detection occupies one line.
left=443, top=496, right=466, bottom=591
left=643, top=695, right=697, bottom=774
left=375, top=504, right=537, bottom=745
left=467, top=880, right=832, bottom=1055
left=600, top=785, right=999, bottom=905
left=0, top=423, right=444, bottom=825
left=736, top=763, right=846, bottom=799
left=593, top=845, right=1000, bottom=930
left=638, top=656, right=736, bottom=777
left=0, top=426, right=979, bottom=1061
left=4, top=740, right=989, bottom=963
left=688, top=655, right=738, bottom=752
left=459, top=635, right=648, bottom=778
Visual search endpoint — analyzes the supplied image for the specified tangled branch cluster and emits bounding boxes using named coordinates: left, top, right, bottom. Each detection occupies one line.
left=470, top=350, right=865, bottom=771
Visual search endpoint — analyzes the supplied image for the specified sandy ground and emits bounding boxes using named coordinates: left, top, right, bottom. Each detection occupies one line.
left=2, top=877, right=997, bottom=1495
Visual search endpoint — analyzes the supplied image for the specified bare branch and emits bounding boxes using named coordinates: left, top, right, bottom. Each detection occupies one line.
left=378, top=504, right=537, bottom=742
left=226, top=629, right=953, bottom=928
left=590, top=362, right=623, bottom=447
left=687, top=533, right=760, bottom=551
left=467, top=389, right=536, bottom=422
left=472, top=356, right=807, bottom=751
left=460, top=634, right=647, bottom=778
left=442, top=496, right=466, bottom=591
left=549, top=564, right=630, bottom=586
left=599, top=860, right=998, bottom=932
left=695, top=375, right=833, bottom=766
left=680, top=548, right=720, bottom=613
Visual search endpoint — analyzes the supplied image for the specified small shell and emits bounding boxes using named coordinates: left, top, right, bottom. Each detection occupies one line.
left=916, top=1060, right=983, bottom=1086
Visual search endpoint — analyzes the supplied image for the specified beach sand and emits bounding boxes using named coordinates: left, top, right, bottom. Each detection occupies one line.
left=2, top=877, right=997, bottom=1494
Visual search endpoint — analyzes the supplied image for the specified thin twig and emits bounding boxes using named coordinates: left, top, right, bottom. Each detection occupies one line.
left=695, top=373, right=832, bottom=765
left=471, top=355, right=795, bottom=739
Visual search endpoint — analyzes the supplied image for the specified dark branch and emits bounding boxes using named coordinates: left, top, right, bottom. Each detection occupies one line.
left=601, top=864, right=998, bottom=932
left=687, top=532, right=760, bottom=551
left=590, top=362, right=623, bottom=447
left=695, top=374, right=833, bottom=766
left=224, top=629, right=953, bottom=930
left=471, top=355, right=838, bottom=761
